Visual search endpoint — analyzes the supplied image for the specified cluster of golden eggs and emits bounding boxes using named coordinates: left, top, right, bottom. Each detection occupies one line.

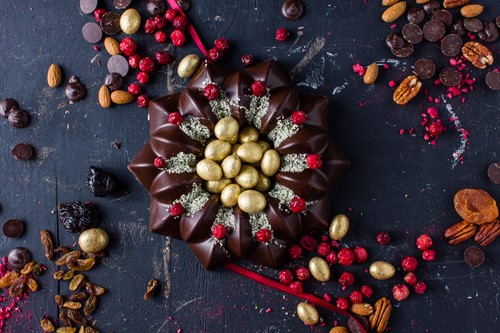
left=195, top=117, right=281, bottom=214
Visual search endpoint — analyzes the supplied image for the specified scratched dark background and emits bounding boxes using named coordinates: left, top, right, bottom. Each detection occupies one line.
left=0, top=0, right=499, bottom=332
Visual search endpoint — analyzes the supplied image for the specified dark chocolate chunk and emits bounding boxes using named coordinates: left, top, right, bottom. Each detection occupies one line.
left=0, top=98, right=18, bottom=118
left=464, top=18, right=483, bottom=32
left=80, top=0, right=98, bottom=14
left=391, top=42, right=414, bottom=58
left=407, top=7, right=425, bottom=24
left=11, top=143, right=34, bottom=160
left=348, top=315, right=369, bottom=333
left=403, top=23, right=423, bottom=44
left=413, top=58, right=436, bottom=80
left=2, top=219, right=25, bottom=238
left=82, top=22, right=102, bottom=44
left=432, top=10, right=452, bottom=27
left=87, top=166, right=117, bottom=197
left=386, top=32, right=405, bottom=50
left=487, top=162, right=500, bottom=183
left=176, top=0, right=191, bottom=11
left=7, top=247, right=32, bottom=270
left=423, top=20, right=445, bottom=42
left=485, top=72, right=500, bottom=91
left=113, top=0, right=132, bottom=9
left=107, top=55, right=129, bottom=77
left=478, top=22, right=499, bottom=43
left=7, top=109, right=30, bottom=128
left=423, top=0, right=440, bottom=15
left=104, top=73, right=124, bottom=91
left=58, top=201, right=98, bottom=233
left=464, top=246, right=485, bottom=267
left=100, top=11, right=121, bottom=35
left=439, top=67, right=461, bottom=87
left=146, top=0, right=166, bottom=15
left=450, top=19, right=466, bottom=36
left=441, top=34, right=463, bottom=57
left=282, top=0, right=304, bottom=21
left=497, top=16, right=500, bottom=28
left=65, top=76, right=87, bottom=102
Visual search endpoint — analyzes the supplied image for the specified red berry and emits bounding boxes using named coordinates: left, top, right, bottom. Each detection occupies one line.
left=214, top=38, right=230, bottom=51
left=350, top=290, right=363, bottom=304
left=376, top=231, right=391, bottom=245
left=251, top=80, right=267, bottom=97
left=154, top=15, right=167, bottom=30
left=404, top=272, right=417, bottom=285
left=325, top=250, right=338, bottom=264
left=154, top=30, right=168, bottom=43
left=93, top=9, right=107, bottom=22
left=422, top=249, right=436, bottom=261
left=170, top=30, right=186, bottom=47
left=144, top=18, right=157, bottom=34
left=241, top=54, right=254, bottom=67
left=295, top=267, right=311, bottom=281
left=202, top=83, right=220, bottom=101
left=128, top=54, right=141, bottom=69
left=154, top=156, right=166, bottom=168
left=338, top=248, right=355, bottom=266
left=354, top=246, right=368, bottom=263
left=137, top=72, right=150, bottom=85
left=401, top=256, right=418, bottom=272
left=426, top=121, right=445, bottom=137
left=278, top=269, right=294, bottom=285
left=323, top=293, right=333, bottom=302
left=289, top=281, right=303, bottom=294
left=338, top=271, right=355, bottom=288
left=336, top=297, right=350, bottom=311
left=361, top=285, right=373, bottom=298
left=172, top=15, right=188, bottom=30
left=255, top=228, right=272, bottom=242
left=317, top=242, right=331, bottom=256
left=170, top=202, right=184, bottom=217
left=275, top=27, right=289, bottom=42
left=127, top=83, right=142, bottom=96
left=155, top=51, right=171, bottom=65
left=306, top=154, right=322, bottom=170
left=119, top=38, right=137, bottom=56
left=291, top=110, right=307, bottom=125
left=137, top=94, right=149, bottom=108
left=290, top=197, right=306, bottom=213
left=212, top=223, right=227, bottom=240
left=139, top=57, right=155, bottom=73
left=392, top=284, right=410, bottom=301
left=416, top=234, right=433, bottom=251
left=168, top=112, right=183, bottom=126
left=208, top=47, right=223, bottom=63
left=300, top=235, right=317, bottom=251
left=288, top=244, right=302, bottom=260
left=413, top=281, right=427, bottom=294
left=164, top=9, right=178, bottom=22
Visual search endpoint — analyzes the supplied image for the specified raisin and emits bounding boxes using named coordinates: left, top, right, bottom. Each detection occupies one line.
left=40, top=317, right=55, bottom=332
left=67, top=309, right=87, bottom=325
left=67, top=258, right=95, bottom=271
left=26, top=277, right=38, bottom=291
left=55, top=294, right=64, bottom=307
left=454, top=189, right=499, bottom=224
left=59, top=310, right=72, bottom=327
left=0, top=271, right=19, bottom=288
left=9, top=275, right=27, bottom=297
left=58, top=201, right=98, bottom=233
left=55, top=251, right=82, bottom=266
left=69, top=274, right=86, bottom=291
left=85, top=281, right=106, bottom=295
left=143, top=279, right=159, bottom=300
left=69, top=292, right=88, bottom=302
left=86, top=166, right=117, bottom=197
left=40, top=230, right=55, bottom=261
left=83, top=295, right=98, bottom=316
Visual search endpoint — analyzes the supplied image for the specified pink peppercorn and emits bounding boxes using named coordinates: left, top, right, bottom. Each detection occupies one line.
left=212, top=224, right=227, bottom=240
left=154, top=15, right=167, bottom=30
left=251, top=80, right=267, bottom=97
left=172, top=15, right=188, bottom=30
left=255, top=228, right=272, bottom=242
left=306, top=154, right=322, bottom=170
left=168, top=112, right=183, bottom=126
left=214, top=38, right=230, bottom=51
left=376, top=231, right=391, bottom=245
left=289, top=197, right=306, bottom=213
left=154, top=156, right=166, bottom=168
left=208, top=47, right=223, bottom=63
left=202, top=84, right=221, bottom=101
left=291, top=110, right=307, bottom=125
left=338, top=271, right=355, bottom=288
left=289, top=281, right=303, bottom=294
left=241, top=54, right=254, bottom=66
left=325, top=251, right=338, bottom=264
left=164, top=9, right=178, bottom=22
left=170, top=203, right=184, bottom=217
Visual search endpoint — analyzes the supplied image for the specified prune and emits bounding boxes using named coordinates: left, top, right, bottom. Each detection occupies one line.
left=58, top=201, right=98, bottom=233
left=86, top=166, right=117, bottom=197
left=454, top=189, right=498, bottom=225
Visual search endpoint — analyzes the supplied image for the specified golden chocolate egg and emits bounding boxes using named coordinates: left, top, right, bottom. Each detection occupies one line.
left=329, top=327, right=349, bottom=333
left=329, top=214, right=349, bottom=240
left=196, top=159, right=222, bottom=181
left=255, top=172, right=271, bottom=192
left=308, top=256, right=331, bottom=282
left=260, top=149, right=281, bottom=176
left=237, top=190, right=267, bottom=213
left=236, top=142, right=263, bottom=163
left=228, top=134, right=239, bottom=144
left=204, top=139, right=231, bottom=162
left=220, top=184, right=242, bottom=207
left=78, top=228, right=109, bottom=254
left=234, top=165, right=259, bottom=189
left=296, top=302, right=319, bottom=325
left=221, top=155, right=241, bottom=179
left=205, top=178, right=231, bottom=193
left=119, top=9, right=141, bottom=34
left=239, top=127, right=259, bottom=143
left=231, top=143, right=241, bottom=154
left=257, top=140, right=271, bottom=153
left=177, top=54, right=200, bottom=78
left=214, top=117, right=239, bottom=141
left=369, top=261, right=396, bottom=280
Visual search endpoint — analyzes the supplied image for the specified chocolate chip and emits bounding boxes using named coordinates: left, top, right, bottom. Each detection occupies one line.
left=478, top=22, right=499, bottom=43
left=407, top=7, right=425, bottom=24
left=7, top=109, right=30, bottom=128
left=100, top=11, right=121, bottom=35
left=441, top=34, right=463, bottom=57
left=413, top=58, right=436, bottom=80
left=403, top=23, right=423, bottom=44
left=176, top=0, right=191, bottom=11
left=281, top=0, right=304, bottom=21
left=7, top=247, right=32, bottom=270
left=65, top=76, right=87, bottom=102
left=464, top=246, right=485, bottom=268
left=464, top=18, right=483, bottom=32
left=423, top=0, right=440, bottom=15
left=386, top=32, right=405, bottom=50
left=11, top=143, right=34, bottom=160
left=391, top=42, right=414, bottom=58
left=432, top=10, right=452, bottom=27
left=485, top=71, right=500, bottom=91
left=107, top=55, right=129, bottom=77
left=82, top=22, right=102, bottom=44
left=0, top=98, right=18, bottom=118
left=487, top=162, right=500, bottom=183
left=439, top=67, right=461, bottom=87
left=423, top=20, right=445, bottom=42
left=80, top=0, right=98, bottom=14
left=2, top=219, right=25, bottom=238
left=104, top=73, right=124, bottom=91
left=113, top=0, right=132, bottom=9
left=146, top=0, right=166, bottom=16
left=450, top=19, right=466, bottom=36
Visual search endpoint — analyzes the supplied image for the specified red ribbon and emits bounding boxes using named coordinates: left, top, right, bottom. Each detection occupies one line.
left=225, top=263, right=367, bottom=333
left=165, top=0, right=209, bottom=58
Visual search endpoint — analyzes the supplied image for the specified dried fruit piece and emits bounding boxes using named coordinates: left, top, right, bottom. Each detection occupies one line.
left=68, top=258, right=96, bottom=271
left=40, top=230, right=55, bottom=261
left=443, top=0, right=470, bottom=9
left=58, top=201, right=98, bottom=233
left=474, top=219, right=500, bottom=246
left=86, top=167, right=117, bottom=197
left=9, top=274, right=27, bottom=297
left=55, top=251, right=82, bottom=266
left=393, top=75, right=422, bottom=105
left=20, top=261, right=36, bottom=275
left=85, top=327, right=99, bottom=333
left=369, top=297, right=392, bottom=333
left=85, top=281, right=106, bottom=295
left=382, top=1, right=407, bottom=23
left=56, top=328, right=77, bottom=333
left=69, top=274, right=86, bottom=291
left=144, top=278, right=159, bottom=300
left=84, top=295, right=98, bottom=316
left=69, top=292, right=88, bottom=302
left=444, top=220, right=477, bottom=244
left=40, top=318, right=55, bottom=332
left=55, top=294, right=64, bottom=307
left=454, top=189, right=498, bottom=224
left=67, top=309, right=87, bottom=325
left=0, top=271, right=19, bottom=288
left=26, top=277, right=38, bottom=291
left=63, top=301, right=82, bottom=309
left=59, top=310, right=71, bottom=327
left=462, top=42, right=494, bottom=69
left=63, top=270, right=76, bottom=280
left=54, top=246, right=70, bottom=254
left=53, top=270, right=65, bottom=280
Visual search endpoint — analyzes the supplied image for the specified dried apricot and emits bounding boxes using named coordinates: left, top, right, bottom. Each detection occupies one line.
left=454, top=189, right=498, bottom=224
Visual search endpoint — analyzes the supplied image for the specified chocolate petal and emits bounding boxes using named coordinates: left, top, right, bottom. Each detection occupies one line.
left=150, top=174, right=202, bottom=204
left=188, top=238, right=232, bottom=270
left=179, top=89, right=217, bottom=128
left=298, top=91, right=329, bottom=130
left=276, top=125, right=328, bottom=154
left=222, top=71, right=253, bottom=126
left=188, top=60, right=232, bottom=90
left=301, top=196, right=330, bottom=234
left=226, top=208, right=257, bottom=258
left=149, top=199, right=182, bottom=239
left=150, top=125, right=204, bottom=156
left=275, top=169, right=329, bottom=200
left=259, top=86, right=299, bottom=134
left=128, top=142, right=159, bottom=191
left=264, top=197, right=301, bottom=240
left=244, top=60, right=291, bottom=89
left=321, top=142, right=350, bottom=185
left=245, top=240, right=290, bottom=268
left=149, top=93, right=181, bottom=135
left=180, top=196, right=220, bottom=242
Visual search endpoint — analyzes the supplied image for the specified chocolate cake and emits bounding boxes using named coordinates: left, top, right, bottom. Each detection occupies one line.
left=128, top=60, right=349, bottom=269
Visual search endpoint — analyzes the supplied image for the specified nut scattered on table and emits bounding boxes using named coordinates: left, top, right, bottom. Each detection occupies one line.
left=144, top=278, right=159, bottom=300
left=296, top=302, right=319, bottom=325
left=393, top=75, right=422, bottom=105
left=104, top=37, right=121, bottom=56
left=382, top=1, right=407, bottom=23
left=462, top=42, right=494, bottom=69
left=369, top=296, right=392, bottom=333
left=474, top=219, right=500, bottom=246
left=47, top=63, right=62, bottom=88
left=444, top=220, right=477, bottom=245
left=363, top=63, right=379, bottom=85
left=460, top=4, right=483, bottom=18
left=443, top=0, right=471, bottom=9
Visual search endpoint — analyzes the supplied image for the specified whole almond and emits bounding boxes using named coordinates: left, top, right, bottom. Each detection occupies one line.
left=104, top=37, right=121, bottom=56
left=47, top=63, right=62, bottom=88
left=382, top=1, right=406, bottom=23
left=351, top=302, right=374, bottom=316
left=98, top=85, right=111, bottom=108
left=329, top=327, right=349, bottom=333
left=110, top=90, right=134, bottom=105
left=363, top=63, right=379, bottom=85
left=416, top=0, right=431, bottom=3
left=382, top=0, right=399, bottom=6
left=461, top=4, right=483, bottom=18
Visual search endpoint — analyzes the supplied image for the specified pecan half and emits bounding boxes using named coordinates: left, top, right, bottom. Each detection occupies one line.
left=444, top=221, right=477, bottom=245
left=443, top=0, right=471, bottom=9
left=393, top=75, right=422, bottom=105
left=369, top=296, right=392, bottom=333
left=474, top=219, right=500, bottom=246
left=462, top=42, right=494, bottom=69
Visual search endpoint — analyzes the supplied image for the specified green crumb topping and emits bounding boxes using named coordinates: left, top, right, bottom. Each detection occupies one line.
left=179, top=116, right=211, bottom=144
left=165, top=152, right=197, bottom=174
left=279, top=154, right=309, bottom=173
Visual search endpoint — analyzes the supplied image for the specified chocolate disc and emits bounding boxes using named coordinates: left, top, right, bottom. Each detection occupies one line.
left=403, top=23, right=423, bottom=44
left=413, top=58, right=436, bottom=80
left=450, top=19, right=466, bottom=36
left=82, top=22, right=102, bottom=44
left=114, top=0, right=132, bottom=9
left=439, top=67, right=461, bottom=87
left=432, top=10, right=452, bottom=27
left=485, top=71, right=500, bottom=91
left=386, top=32, right=405, bottom=50
left=391, top=42, right=414, bottom=58
left=496, top=16, right=500, bottom=28
left=7, top=109, right=30, bottom=128
left=7, top=247, right=32, bottom=270
left=0, top=98, right=18, bottom=118
left=423, top=20, right=445, bottom=42
left=107, top=55, right=129, bottom=77
left=423, top=0, right=440, bottom=15
left=11, top=143, right=34, bottom=160
left=146, top=0, right=166, bottom=15
left=464, top=18, right=483, bottom=32
left=2, top=219, right=25, bottom=238
left=348, top=315, right=369, bottom=333
left=487, top=162, right=500, bottom=183
left=281, top=0, right=304, bottom=21
left=441, top=34, right=463, bottom=57
left=176, top=0, right=191, bottom=11
left=407, top=7, right=425, bottom=24
left=464, top=246, right=485, bottom=268
left=478, top=22, right=499, bottom=43
left=100, top=11, right=121, bottom=35
left=80, top=0, right=98, bottom=14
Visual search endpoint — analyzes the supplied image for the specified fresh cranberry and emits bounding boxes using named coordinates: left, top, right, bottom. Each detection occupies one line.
left=275, top=27, right=290, bottom=42
left=154, top=30, right=168, bottom=43
left=208, top=47, right=223, bottom=63
left=288, top=244, right=302, bottom=260
left=422, top=249, right=436, bottom=261
left=139, top=57, right=155, bottom=73
left=172, top=15, right=188, bottom=30
left=137, top=72, right=150, bottom=85
left=295, top=267, right=311, bottom=281
left=119, top=38, right=137, bottom=56
left=290, top=197, right=306, bottom=213
left=338, top=248, right=355, bottom=266
left=137, top=94, right=149, bottom=108
left=214, top=38, right=230, bottom=51
left=128, top=54, right=141, bottom=69
left=203, top=83, right=220, bottom=101
left=325, top=251, right=338, bottom=264
left=93, top=9, right=107, bottom=22
left=350, top=290, right=363, bottom=304
left=170, top=30, right=186, bottom=47
left=336, top=297, right=350, bottom=311
left=404, top=272, right=417, bottom=285
left=154, top=15, right=167, bottom=30
left=154, top=156, right=166, bottom=168
left=376, top=231, right=391, bottom=245
left=426, top=121, right=445, bottom=137
left=353, top=246, right=368, bottom=263
left=291, top=110, right=307, bottom=125
left=338, top=271, right=355, bottom=288
left=164, top=9, right=178, bottom=22
left=289, top=281, right=303, bottom=294
left=144, top=18, right=157, bottom=34
left=168, top=112, right=183, bottom=126
left=255, top=228, right=272, bottom=242
left=128, top=83, right=142, bottom=96
left=413, top=281, right=427, bottom=294
left=300, top=235, right=317, bottom=251
left=154, top=51, right=171, bottom=65
left=316, top=242, right=331, bottom=256
left=241, top=54, right=254, bottom=66
left=416, top=234, right=433, bottom=251
left=401, top=256, right=418, bottom=272
left=251, top=80, right=267, bottom=97
left=170, top=202, right=184, bottom=217
left=392, top=284, right=410, bottom=301
left=278, top=269, right=294, bottom=285
left=361, top=285, right=373, bottom=298
left=212, top=223, right=227, bottom=240
left=306, top=154, right=322, bottom=170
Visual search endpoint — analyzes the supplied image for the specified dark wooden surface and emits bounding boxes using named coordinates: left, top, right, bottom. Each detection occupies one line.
left=0, top=0, right=499, bottom=332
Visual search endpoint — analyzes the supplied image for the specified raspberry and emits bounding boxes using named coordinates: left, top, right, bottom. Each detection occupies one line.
left=416, top=234, right=433, bottom=251
left=422, top=249, right=436, bottom=261
left=241, top=54, right=254, bottom=66
left=300, top=235, right=317, bottom=251
left=361, top=285, right=373, bottom=298
left=139, top=57, right=155, bottom=73
left=338, top=248, right=355, bottom=266
left=164, top=9, right=178, bottom=22
left=336, top=297, right=350, bottom=311
left=289, top=281, right=303, bottom=294
left=401, top=256, right=418, bottom=272
left=376, top=231, right=391, bottom=245
left=255, top=228, right=272, bottom=242
left=350, top=290, right=363, bottom=304
left=316, top=242, right=331, bottom=256
left=214, top=38, right=230, bottom=51
left=392, top=284, right=410, bottom=301
left=154, top=30, right=168, bottom=43
left=426, top=121, right=445, bottom=137
left=137, top=72, right=150, bottom=85
left=404, top=272, right=417, bottom=285
left=170, top=202, right=184, bottom=217
left=168, top=112, right=183, bottom=126
left=288, top=244, right=302, bottom=260
left=172, top=15, right=188, bottom=30
left=325, top=251, right=338, bottom=264
left=208, top=47, right=223, bottom=63
left=170, top=30, right=186, bottom=47
left=144, top=18, right=157, bottom=34
left=155, top=51, right=171, bottom=65
left=291, top=110, right=307, bottom=125
left=202, top=83, right=220, bottom=101
left=354, top=246, right=368, bottom=263
left=338, top=272, right=355, bottom=288
left=127, top=83, right=142, bottom=96
left=154, top=15, right=167, bottom=30
left=290, top=197, right=306, bottom=213
left=128, top=54, right=141, bottom=69
left=278, top=269, right=294, bottom=285
left=93, top=9, right=107, bottom=22
left=154, top=156, right=166, bottom=168
left=212, top=223, right=227, bottom=240
left=306, top=154, right=322, bottom=169
left=137, top=94, right=149, bottom=108
left=251, top=80, right=267, bottom=97
left=413, top=281, right=427, bottom=294
left=275, top=27, right=289, bottom=42
left=119, top=38, right=137, bottom=56
left=295, top=267, right=311, bottom=281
